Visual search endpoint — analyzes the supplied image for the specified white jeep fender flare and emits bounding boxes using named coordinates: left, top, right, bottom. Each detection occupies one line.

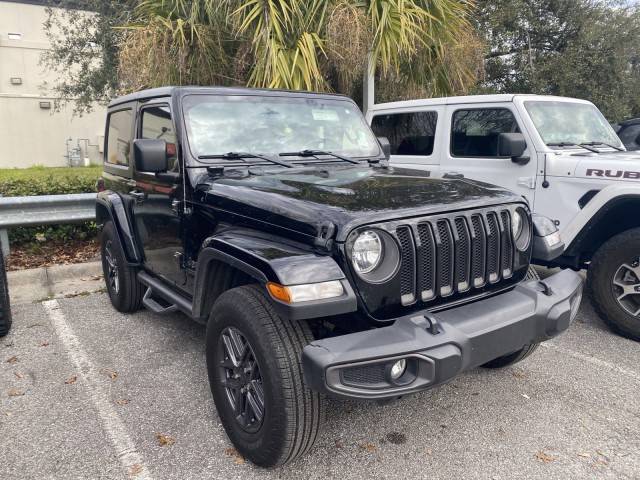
left=562, top=183, right=640, bottom=249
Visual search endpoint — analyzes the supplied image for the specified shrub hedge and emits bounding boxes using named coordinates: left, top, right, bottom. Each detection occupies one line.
left=0, top=166, right=102, bottom=245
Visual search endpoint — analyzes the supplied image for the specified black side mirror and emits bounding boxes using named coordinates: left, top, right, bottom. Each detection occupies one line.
left=378, top=136, right=391, bottom=160
left=497, top=132, right=529, bottom=164
left=134, top=139, right=168, bottom=173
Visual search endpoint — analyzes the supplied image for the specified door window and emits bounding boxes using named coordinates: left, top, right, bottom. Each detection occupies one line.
left=105, top=109, right=133, bottom=166
left=451, top=108, right=520, bottom=157
left=371, top=111, right=437, bottom=156
left=140, top=105, right=178, bottom=171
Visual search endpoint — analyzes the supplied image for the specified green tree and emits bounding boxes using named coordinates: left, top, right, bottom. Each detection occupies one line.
left=42, top=1, right=136, bottom=115
left=45, top=0, right=483, bottom=111
left=475, top=0, right=640, bottom=120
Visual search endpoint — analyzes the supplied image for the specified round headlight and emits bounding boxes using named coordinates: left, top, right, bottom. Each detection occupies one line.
left=512, top=210, right=523, bottom=240
left=352, top=230, right=383, bottom=274
left=512, top=208, right=531, bottom=251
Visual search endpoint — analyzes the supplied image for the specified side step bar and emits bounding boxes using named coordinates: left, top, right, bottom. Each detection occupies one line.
left=137, top=271, right=193, bottom=317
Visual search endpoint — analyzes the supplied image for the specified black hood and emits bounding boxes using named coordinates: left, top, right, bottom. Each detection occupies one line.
left=194, top=166, right=523, bottom=242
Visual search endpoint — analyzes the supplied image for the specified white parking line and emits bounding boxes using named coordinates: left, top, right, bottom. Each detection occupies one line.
left=541, top=341, right=640, bottom=382
left=43, top=300, right=153, bottom=480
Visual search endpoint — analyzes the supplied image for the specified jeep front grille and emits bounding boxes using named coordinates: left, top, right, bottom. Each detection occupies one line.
left=395, top=209, right=515, bottom=306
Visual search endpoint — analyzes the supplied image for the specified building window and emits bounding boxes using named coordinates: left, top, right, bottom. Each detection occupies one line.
left=8, top=33, right=22, bottom=40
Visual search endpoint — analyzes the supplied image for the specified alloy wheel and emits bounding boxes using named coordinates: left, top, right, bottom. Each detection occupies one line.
left=217, top=327, right=265, bottom=433
left=612, top=258, right=640, bottom=317
left=104, top=240, right=120, bottom=295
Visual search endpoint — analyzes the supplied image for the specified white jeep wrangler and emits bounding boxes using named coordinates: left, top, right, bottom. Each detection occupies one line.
left=367, top=94, right=640, bottom=340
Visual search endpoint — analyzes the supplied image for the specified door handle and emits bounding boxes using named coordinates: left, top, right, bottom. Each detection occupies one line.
left=130, top=190, right=145, bottom=202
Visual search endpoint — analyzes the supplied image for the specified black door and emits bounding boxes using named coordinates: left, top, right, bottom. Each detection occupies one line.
left=131, top=101, right=186, bottom=288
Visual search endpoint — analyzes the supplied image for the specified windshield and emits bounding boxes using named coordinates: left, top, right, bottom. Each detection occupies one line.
left=524, top=101, right=622, bottom=148
left=183, top=94, right=380, bottom=159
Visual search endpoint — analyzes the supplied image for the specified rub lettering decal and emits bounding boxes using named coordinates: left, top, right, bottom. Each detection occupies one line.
left=586, top=169, right=640, bottom=179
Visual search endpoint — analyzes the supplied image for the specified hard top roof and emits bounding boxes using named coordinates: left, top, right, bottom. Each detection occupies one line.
left=368, top=94, right=593, bottom=112
left=108, top=86, right=349, bottom=108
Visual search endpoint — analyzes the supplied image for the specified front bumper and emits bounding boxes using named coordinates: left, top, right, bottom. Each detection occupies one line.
left=302, top=269, right=583, bottom=400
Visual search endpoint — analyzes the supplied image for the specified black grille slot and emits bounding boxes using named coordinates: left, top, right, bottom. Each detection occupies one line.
left=416, top=222, right=436, bottom=301
left=396, top=226, right=416, bottom=305
left=470, top=215, right=486, bottom=287
left=485, top=212, right=501, bottom=283
left=454, top=217, right=471, bottom=292
left=500, top=210, right=514, bottom=278
left=436, top=220, right=454, bottom=296
left=342, top=364, right=386, bottom=386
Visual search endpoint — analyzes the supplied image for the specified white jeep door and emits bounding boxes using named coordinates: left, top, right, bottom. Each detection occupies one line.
left=441, top=104, right=538, bottom=205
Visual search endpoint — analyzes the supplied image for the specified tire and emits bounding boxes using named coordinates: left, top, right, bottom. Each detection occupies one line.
left=481, top=343, right=540, bottom=369
left=588, top=228, right=640, bottom=341
left=481, top=266, right=541, bottom=368
left=206, top=285, right=325, bottom=467
left=100, top=222, right=143, bottom=313
left=0, top=244, right=12, bottom=337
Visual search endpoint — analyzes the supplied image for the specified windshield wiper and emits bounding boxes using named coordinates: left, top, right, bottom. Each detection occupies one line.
left=579, top=141, right=624, bottom=152
left=197, top=152, right=293, bottom=168
left=547, top=142, right=599, bottom=153
left=279, top=149, right=360, bottom=165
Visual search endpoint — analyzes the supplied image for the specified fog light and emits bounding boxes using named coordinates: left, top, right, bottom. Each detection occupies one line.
left=389, top=359, right=407, bottom=381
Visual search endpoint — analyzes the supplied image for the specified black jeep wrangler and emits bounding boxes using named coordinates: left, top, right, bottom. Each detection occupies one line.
left=97, top=87, right=583, bottom=467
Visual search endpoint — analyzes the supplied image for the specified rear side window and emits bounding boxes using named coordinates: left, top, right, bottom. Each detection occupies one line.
left=106, top=109, right=133, bottom=166
left=371, top=111, right=437, bottom=156
left=451, top=108, right=520, bottom=157
left=140, top=106, right=178, bottom=171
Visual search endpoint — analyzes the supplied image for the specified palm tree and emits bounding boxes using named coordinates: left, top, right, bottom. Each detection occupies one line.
left=118, top=0, right=482, bottom=103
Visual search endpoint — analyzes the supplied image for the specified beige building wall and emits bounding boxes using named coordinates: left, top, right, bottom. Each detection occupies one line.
left=0, top=0, right=106, bottom=168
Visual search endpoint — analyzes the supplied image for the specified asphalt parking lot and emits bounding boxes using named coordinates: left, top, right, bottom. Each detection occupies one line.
left=1, top=279, right=640, bottom=479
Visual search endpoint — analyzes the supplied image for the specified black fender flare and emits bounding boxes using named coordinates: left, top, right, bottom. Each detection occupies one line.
left=96, top=191, right=142, bottom=265
left=192, top=228, right=357, bottom=321
left=562, top=194, right=640, bottom=266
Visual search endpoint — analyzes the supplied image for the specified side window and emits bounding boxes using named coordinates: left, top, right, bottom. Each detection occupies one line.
left=619, top=125, right=640, bottom=149
left=106, top=109, right=133, bottom=166
left=140, top=106, right=178, bottom=171
left=371, top=111, right=438, bottom=156
left=451, top=109, right=520, bottom=157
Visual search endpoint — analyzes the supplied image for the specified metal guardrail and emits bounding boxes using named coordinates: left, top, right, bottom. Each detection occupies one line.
left=0, top=193, right=97, bottom=256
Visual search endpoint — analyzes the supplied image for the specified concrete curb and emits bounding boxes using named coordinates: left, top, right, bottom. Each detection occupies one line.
left=8, top=261, right=104, bottom=304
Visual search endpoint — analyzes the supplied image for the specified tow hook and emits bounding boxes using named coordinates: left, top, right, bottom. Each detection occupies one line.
left=537, top=280, right=554, bottom=296
left=423, top=313, right=442, bottom=335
